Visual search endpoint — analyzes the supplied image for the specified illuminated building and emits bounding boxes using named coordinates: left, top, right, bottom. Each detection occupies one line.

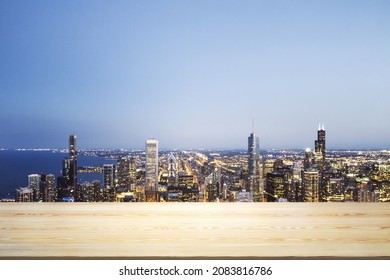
left=57, top=135, right=78, bottom=201
left=263, top=155, right=278, bottom=177
left=314, top=123, right=326, bottom=169
left=117, top=157, right=136, bottom=192
left=80, top=180, right=101, bottom=202
left=38, top=173, right=55, bottom=202
left=248, top=129, right=260, bottom=178
left=129, top=157, right=137, bottom=192
left=103, top=164, right=116, bottom=202
left=371, top=163, right=390, bottom=202
left=304, top=148, right=313, bottom=169
left=28, top=174, right=41, bottom=201
left=321, top=170, right=344, bottom=202
left=303, top=168, right=320, bottom=202
left=145, top=139, right=159, bottom=191
left=265, top=172, right=286, bottom=202
left=248, top=128, right=260, bottom=197
left=68, top=134, right=77, bottom=192
left=205, top=167, right=221, bottom=202
left=46, top=174, right=56, bottom=202
left=167, top=153, right=177, bottom=187
left=178, top=174, right=194, bottom=188
left=16, top=187, right=34, bottom=202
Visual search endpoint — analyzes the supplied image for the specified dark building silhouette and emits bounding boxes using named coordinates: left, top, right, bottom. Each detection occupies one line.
left=314, top=123, right=326, bottom=169
left=57, top=134, right=78, bottom=202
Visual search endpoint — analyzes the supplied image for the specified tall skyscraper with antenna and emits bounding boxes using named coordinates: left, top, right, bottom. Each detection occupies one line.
left=248, top=123, right=260, bottom=195
left=314, top=123, right=326, bottom=168
left=68, top=134, right=77, bottom=192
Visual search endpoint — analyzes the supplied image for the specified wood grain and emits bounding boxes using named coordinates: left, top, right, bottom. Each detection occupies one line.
left=0, top=203, right=389, bottom=257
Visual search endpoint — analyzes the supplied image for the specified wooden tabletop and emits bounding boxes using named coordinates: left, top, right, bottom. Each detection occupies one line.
left=0, top=203, right=389, bottom=258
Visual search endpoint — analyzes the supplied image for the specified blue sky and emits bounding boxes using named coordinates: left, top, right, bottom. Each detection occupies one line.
left=0, top=0, right=389, bottom=149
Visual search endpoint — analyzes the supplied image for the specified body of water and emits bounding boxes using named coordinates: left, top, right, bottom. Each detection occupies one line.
left=0, top=150, right=116, bottom=198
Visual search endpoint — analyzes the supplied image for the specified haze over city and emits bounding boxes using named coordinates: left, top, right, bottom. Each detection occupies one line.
left=1, top=1, right=389, bottom=150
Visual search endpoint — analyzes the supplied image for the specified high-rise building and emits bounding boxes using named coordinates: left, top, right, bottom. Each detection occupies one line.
left=68, top=134, right=77, bottom=191
left=303, top=168, right=320, bottom=202
left=103, top=164, right=115, bottom=188
left=314, top=123, right=326, bottom=168
left=129, top=157, right=137, bottom=192
left=265, top=172, right=286, bottom=202
left=36, top=173, right=55, bottom=202
left=46, top=174, right=55, bottom=202
left=57, top=135, right=78, bottom=201
left=145, top=139, right=159, bottom=191
left=248, top=128, right=260, bottom=197
left=28, top=174, right=41, bottom=201
left=117, top=157, right=132, bottom=192
left=167, top=153, right=177, bottom=187
left=103, top=164, right=116, bottom=202
left=248, top=130, right=260, bottom=178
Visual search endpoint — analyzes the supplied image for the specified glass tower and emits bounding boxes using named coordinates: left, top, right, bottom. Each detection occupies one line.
left=145, top=139, right=159, bottom=191
left=248, top=131, right=260, bottom=177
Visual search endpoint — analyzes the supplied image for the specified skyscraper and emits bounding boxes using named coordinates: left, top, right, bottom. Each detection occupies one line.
left=103, top=163, right=116, bottom=202
left=314, top=123, right=326, bottom=168
left=68, top=134, right=77, bottom=191
left=103, top=164, right=115, bottom=188
left=167, top=153, right=177, bottom=187
left=57, top=134, right=78, bottom=202
left=248, top=131, right=260, bottom=175
left=248, top=128, right=260, bottom=195
left=303, top=168, right=320, bottom=202
left=145, top=139, right=159, bottom=191
left=117, top=157, right=131, bottom=192
left=28, top=174, right=41, bottom=201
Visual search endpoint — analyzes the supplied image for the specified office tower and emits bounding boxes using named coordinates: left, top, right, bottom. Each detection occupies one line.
left=323, top=177, right=344, bottom=202
left=68, top=134, right=77, bottom=191
left=16, top=187, right=34, bottom=202
left=39, top=174, right=48, bottom=202
left=103, top=164, right=116, bottom=202
left=205, top=168, right=220, bottom=202
left=248, top=130, right=260, bottom=177
left=46, top=174, right=56, bottom=202
left=167, top=153, right=177, bottom=187
left=248, top=128, right=260, bottom=196
left=304, top=148, right=313, bottom=169
left=37, top=173, right=55, bottom=202
left=314, top=123, right=326, bottom=167
left=265, top=172, right=286, bottom=202
left=303, top=169, right=320, bottom=202
left=62, top=158, right=71, bottom=181
left=117, top=157, right=131, bottom=192
left=103, top=164, right=115, bottom=188
left=145, top=139, right=159, bottom=191
left=28, top=174, right=41, bottom=201
left=80, top=180, right=101, bottom=202
left=58, top=135, right=78, bottom=201
left=129, top=157, right=137, bottom=192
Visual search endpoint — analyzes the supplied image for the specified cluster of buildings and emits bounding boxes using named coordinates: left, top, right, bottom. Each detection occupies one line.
left=15, top=125, right=390, bottom=202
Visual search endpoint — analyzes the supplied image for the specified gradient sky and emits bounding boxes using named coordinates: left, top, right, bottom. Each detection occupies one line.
left=1, top=0, right=389, bottom=150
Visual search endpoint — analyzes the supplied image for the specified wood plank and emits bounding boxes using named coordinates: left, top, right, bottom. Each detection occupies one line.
left=0, top=203, right=389, bottom=258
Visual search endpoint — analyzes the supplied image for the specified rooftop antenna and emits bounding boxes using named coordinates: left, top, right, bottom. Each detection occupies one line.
left=252, top=118, right=255, bottom=134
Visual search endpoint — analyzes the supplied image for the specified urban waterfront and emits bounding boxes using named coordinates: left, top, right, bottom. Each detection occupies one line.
left=0, top=203, right=389, bottom=257
left=2, top=126, right=390, bottom=203
left=0, top=150, right=116, bottom=199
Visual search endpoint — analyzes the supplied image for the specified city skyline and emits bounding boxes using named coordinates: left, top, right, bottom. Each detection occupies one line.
left=1, top=1, right=389, bottom=150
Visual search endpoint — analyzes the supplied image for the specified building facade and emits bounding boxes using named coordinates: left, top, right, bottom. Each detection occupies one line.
left=145, top=139, right=159, bottom=191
